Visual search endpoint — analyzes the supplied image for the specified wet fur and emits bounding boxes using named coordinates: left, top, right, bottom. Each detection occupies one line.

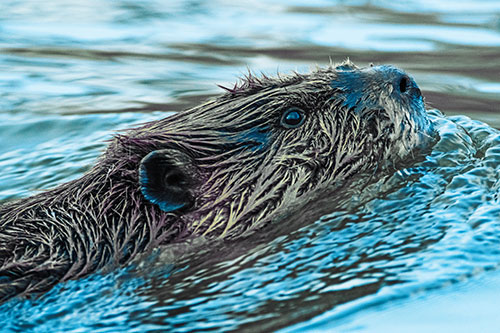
left=0, top=60, right=431, bottom=302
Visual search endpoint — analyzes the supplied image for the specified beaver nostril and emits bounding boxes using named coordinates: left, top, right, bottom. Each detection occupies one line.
left=399, top=75, right=410, bottom=94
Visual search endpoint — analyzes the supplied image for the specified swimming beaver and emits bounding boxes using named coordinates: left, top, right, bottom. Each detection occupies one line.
left=0, top=60, right=432, bottom=302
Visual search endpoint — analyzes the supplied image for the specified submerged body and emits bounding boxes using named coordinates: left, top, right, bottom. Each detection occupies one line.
left=0, top=61, right=433, bottom=302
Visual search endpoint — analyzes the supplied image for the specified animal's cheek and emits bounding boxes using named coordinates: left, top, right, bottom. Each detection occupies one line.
left=138, top=149, right=198, bottom=212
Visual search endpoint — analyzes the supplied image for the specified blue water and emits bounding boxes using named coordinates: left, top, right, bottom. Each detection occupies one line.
left=0, top=0, right=499, bottom=331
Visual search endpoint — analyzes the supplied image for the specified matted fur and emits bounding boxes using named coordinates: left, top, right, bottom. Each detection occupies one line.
left=0, top=60, right=432, bottom=302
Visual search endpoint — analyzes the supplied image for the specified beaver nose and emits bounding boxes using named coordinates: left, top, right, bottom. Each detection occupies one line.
left=394, top=73, right=421, bottom=98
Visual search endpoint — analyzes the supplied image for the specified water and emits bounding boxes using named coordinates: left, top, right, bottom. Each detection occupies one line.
left=0, top=0, right=499, bottom=331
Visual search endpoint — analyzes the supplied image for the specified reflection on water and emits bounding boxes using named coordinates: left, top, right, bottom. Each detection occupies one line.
left=0, top=0, right=499, bottom=331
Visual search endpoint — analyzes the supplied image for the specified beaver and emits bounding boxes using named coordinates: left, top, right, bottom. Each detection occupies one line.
left=0, top=60, right=433, bottom=302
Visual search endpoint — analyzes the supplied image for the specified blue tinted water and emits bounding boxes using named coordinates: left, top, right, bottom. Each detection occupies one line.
left=0, top=0, right=499, bottom=331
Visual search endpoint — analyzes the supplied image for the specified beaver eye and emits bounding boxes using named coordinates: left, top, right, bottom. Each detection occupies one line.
left=281, top=107, right=305, bottom=128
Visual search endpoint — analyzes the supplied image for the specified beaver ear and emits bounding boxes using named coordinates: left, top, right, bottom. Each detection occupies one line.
left=139, top=149, right=197, bottom=212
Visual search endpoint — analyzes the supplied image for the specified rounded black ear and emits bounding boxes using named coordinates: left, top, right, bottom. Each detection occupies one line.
left=139, top=149, right=197, bottom=212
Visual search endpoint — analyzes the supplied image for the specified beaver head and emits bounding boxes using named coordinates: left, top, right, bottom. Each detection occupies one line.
left=128, top=60, right=432, bottom=237
left=0, top=60, right=433, bottom=300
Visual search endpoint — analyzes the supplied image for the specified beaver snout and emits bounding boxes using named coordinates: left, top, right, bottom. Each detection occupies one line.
left=331, top=64, right=423, bottom=110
